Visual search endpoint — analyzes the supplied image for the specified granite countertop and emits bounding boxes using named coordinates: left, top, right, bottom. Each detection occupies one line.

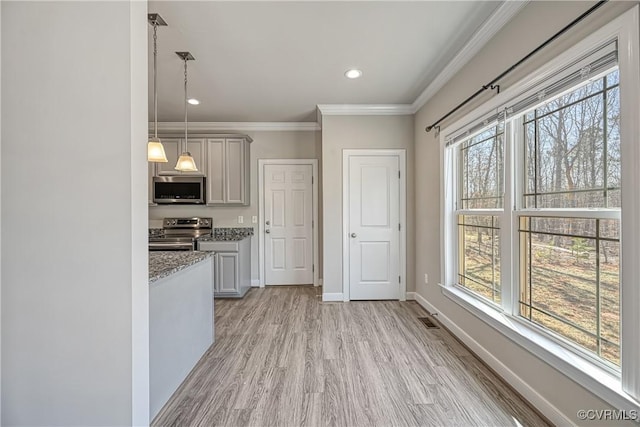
left=198, top=235, right=247, bottom=242
left=149, top=251, right=213, bottom=284
left=148, top=227, right=254, bottom=241
left=199, top=227, right=255, bottom=242
left=149, top=228, right=164, bottom=237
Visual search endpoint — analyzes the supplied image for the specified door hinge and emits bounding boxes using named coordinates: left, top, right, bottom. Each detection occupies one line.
left=398, top=170, right=400, bottom=179
left=313, top=264, right=315, bottom=273
left=312, top=220, right=314, bottom=228
left=398, top=223, right=401, bottom=231
left=312, top=176, right=314, bottom=184
left=398, top=275, right=401, bottom=284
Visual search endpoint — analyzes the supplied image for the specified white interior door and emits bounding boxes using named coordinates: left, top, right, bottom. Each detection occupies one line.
left=348, top=154, right=400, bottom=300
left=264, top=164, right=314, bottom=285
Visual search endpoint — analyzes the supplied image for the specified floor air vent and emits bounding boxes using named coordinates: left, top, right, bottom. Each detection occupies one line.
left=418, top=315, right=440, bottom=329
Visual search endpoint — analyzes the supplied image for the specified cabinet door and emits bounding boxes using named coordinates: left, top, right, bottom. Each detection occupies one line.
left=216, top=252, right=239, bottom=294
left=155, top=138, right=205, bottom=176
left=206, top=139, right=225, bottom=204
left=154, top=138, right=180, bottom=176
left=183, top=138, right=206, bottom=176
left=244, top=140, right=251, bottom=205
left=225, top=138, right=245, bottom=204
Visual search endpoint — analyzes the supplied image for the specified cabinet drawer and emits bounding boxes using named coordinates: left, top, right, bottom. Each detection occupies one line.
left=198, top=241, right=239, bottom=252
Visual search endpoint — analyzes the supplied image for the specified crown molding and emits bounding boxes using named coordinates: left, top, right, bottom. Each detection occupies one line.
left=151, top=121, right=321, bottom=133
left=150, top=2, right=527, bottom=126
left=411, top=0, right=530, bottom=113
left=317, top=104, right=414, bottom=116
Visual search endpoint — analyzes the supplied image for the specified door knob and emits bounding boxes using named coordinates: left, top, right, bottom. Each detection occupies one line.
left=266, top=229, right=271, bottom=234
left=266, top=220, right=270, bottom=225
left=350, top=233, right=357, bottom=238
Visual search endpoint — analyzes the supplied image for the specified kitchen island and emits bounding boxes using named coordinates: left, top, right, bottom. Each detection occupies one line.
left=149, top=251, right=214, bottom=419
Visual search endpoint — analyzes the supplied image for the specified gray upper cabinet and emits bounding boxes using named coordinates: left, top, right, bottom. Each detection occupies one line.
left=205, top=139, right=225, bottom=204
left=206, top=136, right=251, bottom=206
left=155, top=138, right=206, bottom=176
left=149, top=133, right=251, bottom=205
left=225, top=138, right=246, bottom=204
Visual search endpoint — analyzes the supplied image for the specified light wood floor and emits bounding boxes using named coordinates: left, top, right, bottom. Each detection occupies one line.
left=153, top=286, right=550, bottom=427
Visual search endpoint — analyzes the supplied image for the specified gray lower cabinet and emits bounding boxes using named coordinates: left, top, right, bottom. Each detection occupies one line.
left=215, top=252, right=239, bottom=295
left=198, top=237, right=251, bottom=298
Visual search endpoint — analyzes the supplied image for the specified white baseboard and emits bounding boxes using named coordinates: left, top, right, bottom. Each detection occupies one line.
left=412, top=292, right=572, bottom=426
left=322, top=293, right=343, bottom=302
left=406, top=291, right=416, bottom=300
left=251, top=280, right=260, bottom=288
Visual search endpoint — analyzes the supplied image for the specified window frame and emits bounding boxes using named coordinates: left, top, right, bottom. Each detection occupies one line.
left=514, top=80, right=623, bottom=369
left=439, top=6, right=640, bottom=413
left=454, top=124, right=505, bottom=306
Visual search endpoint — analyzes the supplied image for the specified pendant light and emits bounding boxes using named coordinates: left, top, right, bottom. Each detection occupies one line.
left=174, top=52, right=198, bottom=172
left=147, top=14, right=168, bottom=163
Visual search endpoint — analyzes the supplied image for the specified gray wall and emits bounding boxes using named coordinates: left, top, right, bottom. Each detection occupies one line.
left=1, top=2, right=149, bottom=425
left=321, top=115, right=414, bottom=296
left=414, top=1, right=637, bottom=424
left=150, top=129, right=323, bottom=282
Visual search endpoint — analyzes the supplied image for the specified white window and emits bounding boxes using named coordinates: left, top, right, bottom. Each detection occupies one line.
left=518, top=69, right=621, bottom=367
left=441, top=8, right=640, bottom=412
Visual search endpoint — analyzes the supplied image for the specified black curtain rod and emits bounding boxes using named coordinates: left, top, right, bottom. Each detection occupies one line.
left=425, top=0, right=608, bottom=133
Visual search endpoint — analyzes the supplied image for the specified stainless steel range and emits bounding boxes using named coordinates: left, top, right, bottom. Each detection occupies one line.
left=149, top=217, right=212, bottom=251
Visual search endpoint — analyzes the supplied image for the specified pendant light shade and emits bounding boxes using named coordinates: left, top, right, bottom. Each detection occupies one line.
left=175, top=153, right=198, bottom=171
left=148, top=14, right=168, bottom=163
left=148, top=138, right=168, bottom=162
left=174, top=51, right=197, bottom=172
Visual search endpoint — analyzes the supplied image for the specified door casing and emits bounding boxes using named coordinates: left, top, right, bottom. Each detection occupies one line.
left=342, top=149, right=407, bottom=301
left=258, top=159, right=319, bottom=287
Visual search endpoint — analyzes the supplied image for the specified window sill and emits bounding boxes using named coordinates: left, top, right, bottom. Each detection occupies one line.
left=441, top=284, right=640, bottom=414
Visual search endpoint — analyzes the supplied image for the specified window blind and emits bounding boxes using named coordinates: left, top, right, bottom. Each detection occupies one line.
left=504, top=39, right=617, bottom=118
left=445, top=39, right=617, bottom=148
left=445, top=110, right=505, bottom=148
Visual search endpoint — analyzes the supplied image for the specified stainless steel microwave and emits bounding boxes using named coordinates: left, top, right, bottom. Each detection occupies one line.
left=153, top=176, right=206, bottom=204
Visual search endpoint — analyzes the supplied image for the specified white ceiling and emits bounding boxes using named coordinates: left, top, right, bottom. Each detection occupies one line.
left=148, top=1, right=502, bottom=123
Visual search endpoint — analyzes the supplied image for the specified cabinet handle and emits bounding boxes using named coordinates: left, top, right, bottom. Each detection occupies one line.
left=350, top=233, right=357, bottom=238
left=265, top=229, right=271, bottom=234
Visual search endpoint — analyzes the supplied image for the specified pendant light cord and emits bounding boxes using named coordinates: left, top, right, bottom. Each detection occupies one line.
left=183, top=57, right=188, bottom=152
left=153, top=21, right=159, bottom=140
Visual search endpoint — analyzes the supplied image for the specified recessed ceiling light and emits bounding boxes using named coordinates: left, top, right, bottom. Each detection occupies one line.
left=188, top=98, right=200, bottom=105
left=344, top=69, right=362, bottom=79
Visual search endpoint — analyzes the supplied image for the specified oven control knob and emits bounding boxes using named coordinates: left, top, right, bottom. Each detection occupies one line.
left=203, top=220, right=209, bottom=225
